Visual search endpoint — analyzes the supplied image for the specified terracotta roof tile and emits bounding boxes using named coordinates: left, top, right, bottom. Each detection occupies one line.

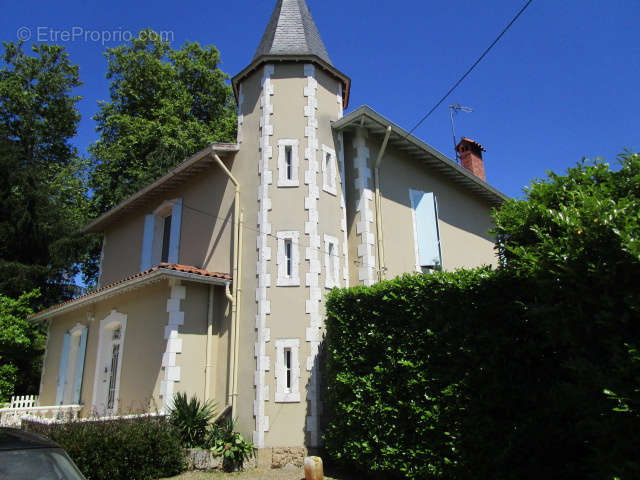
left=30, top=264, right=231, bottom=319
left=458, top=137, right=487, bottom=152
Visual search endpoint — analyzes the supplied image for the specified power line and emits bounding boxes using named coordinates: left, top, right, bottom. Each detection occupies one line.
left=404, top=0, right=533, bottom=139
left=182, top=202, right=382, bottom=272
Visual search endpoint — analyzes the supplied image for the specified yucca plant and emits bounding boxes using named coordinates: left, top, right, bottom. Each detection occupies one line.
left=168, top=392, right=216, bottom=448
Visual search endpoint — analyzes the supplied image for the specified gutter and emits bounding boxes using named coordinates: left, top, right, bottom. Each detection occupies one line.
left=211, top=151, right=242, bottom=417
left=374, top=126, right=392, bottom=281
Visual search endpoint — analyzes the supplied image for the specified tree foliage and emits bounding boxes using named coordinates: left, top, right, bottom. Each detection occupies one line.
left=0, top=41, right=91, bottom=305
left=89, top=29, right=237, bottom=215
left=323, top=153, right=640, bottom=479
left=0, top=290, right=45, bottom=401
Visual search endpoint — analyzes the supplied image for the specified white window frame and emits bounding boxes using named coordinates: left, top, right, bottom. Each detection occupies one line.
left=323, top=234, right=340, bottom=289
left=322, top=145, right=337, bottom=195
left=91, top=310, right=127, bottom=416
left=409, top=189, right=443, bottom=273
left=275, top=338, right=300, bottom=403
left=276, top=231, right=300, bottom=286
left=277, top=139, right=300, bottom=187
left=140, top=198, right=183, bottom=271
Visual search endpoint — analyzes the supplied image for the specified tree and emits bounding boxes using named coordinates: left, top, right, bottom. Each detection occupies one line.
left=89, top=29, right=237, bottom=216
left=0, top=41, right=90, bottom=306
left=0, top=290, right=45, bottom=401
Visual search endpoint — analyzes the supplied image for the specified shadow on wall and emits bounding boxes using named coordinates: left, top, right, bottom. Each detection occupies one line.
left=304, top=340, right=325, bottom=451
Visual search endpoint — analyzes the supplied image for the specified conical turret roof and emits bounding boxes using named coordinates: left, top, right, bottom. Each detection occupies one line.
left=253, top=0, right=332, bottom=64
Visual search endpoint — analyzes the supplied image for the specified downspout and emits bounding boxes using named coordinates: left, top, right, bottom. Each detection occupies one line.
left=212, top=151, right=241, bottom=415
left=231, top=210, right=244, bottom=419
left=374, top=126, right=392, bottom=281
left=204, top=285, right=214, bottom=402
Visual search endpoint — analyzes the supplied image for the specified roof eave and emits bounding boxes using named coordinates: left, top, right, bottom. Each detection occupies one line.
left=232, top=54, right=351, bottom=109
left=84, top=143, right=239, bottom=233
left=332, top=106, right=508, bottom=206
left=29, top=269, right=230, bottom=322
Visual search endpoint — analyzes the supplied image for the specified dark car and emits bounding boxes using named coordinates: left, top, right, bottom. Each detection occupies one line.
left=0, top=427, right=86, bottom=480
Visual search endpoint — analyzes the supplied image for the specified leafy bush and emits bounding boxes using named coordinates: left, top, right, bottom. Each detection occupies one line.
left=323, top=154, right=640, bottom=480
left=168, top=392, right=216, bottom=448
left=24, top=415, right=184, bottom=480
left=206, top=419, right=254, bottom=471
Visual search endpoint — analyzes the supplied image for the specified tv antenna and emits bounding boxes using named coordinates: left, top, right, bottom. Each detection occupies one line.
left=449, top=104, right=473, bottom=163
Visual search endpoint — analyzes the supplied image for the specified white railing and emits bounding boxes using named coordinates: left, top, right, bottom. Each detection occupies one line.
left=0, top=396, right=82, bottom=428
left=10, top=395, right=40, bottom=409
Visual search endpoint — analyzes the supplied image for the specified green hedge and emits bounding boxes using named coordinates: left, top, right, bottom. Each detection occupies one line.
left=323, top=267, right=640, bottom=480
left=23, top=415, right=184, bottom=480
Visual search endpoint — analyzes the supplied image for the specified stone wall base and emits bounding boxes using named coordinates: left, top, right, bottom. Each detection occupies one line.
left=256, top=447, right=322, bottom=469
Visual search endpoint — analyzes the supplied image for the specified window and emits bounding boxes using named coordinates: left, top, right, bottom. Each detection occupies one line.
left=275, top=339, right=300, bottom=402
left=55, top=324, right=88, bottom=406
left=161, top=215, right=172, bottom=263
left=323, top=234, right=340, bottom=288
left=410, top=190, right=442, bottom=272
left=285, top=146, right=293, bottom=180
left=140, top=198, right=183, bottom=271
left=284, top=239, right=293, bottom=277
left=277, top=139, right=299, bottom=187
left=284, top=348, right=292, bottom=391
left=322, top=145, right=337, bottom=195
left=277, top=231, right=300, bottom=286
left=106, top=331, right=121, bottom=410
left=92, top=310, right=127, bottom=415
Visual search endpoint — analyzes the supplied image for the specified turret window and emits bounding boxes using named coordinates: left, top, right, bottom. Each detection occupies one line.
left=277, top=139, right=299, bottom=187
left=323, top=234, right=340, bottom=288
left=322, top=145, right=337, bottom=195
left=276, top=231, right=300, bottom=286
left=275, top=339, right=300, bottom=402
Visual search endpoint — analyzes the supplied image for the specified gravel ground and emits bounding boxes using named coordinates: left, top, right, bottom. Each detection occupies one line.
left=160, top=465, right=351, bottom=480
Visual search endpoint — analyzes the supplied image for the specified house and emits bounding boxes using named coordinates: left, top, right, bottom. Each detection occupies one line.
left=28, top=0, right=506, bottom=461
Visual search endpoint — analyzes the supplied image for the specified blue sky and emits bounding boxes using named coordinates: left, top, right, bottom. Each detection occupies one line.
left=2, top=0, right=638, bottom=198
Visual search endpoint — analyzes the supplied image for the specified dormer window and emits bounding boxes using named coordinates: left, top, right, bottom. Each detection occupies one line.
left=140, top=198, right=183, bottom=271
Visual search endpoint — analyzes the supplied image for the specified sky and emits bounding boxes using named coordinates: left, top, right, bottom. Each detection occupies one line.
left=2, top=0, right=639, bottom=199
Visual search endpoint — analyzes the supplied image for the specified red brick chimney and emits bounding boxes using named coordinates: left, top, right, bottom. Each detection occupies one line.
left=455, top=137, right=486, bottom=181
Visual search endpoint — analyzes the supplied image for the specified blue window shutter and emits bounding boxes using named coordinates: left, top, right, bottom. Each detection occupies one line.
left=72, top=328, right=88, bottom=404
left=55, top=333, right=71, bottom=405
left=140, top=214, right=155, bottom=271
left=168, top=199, right=182, bottom=264
left=415, top=192, right=442, bottom=269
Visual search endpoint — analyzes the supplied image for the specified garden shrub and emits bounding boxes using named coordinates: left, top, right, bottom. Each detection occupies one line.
left=323, top=154, right=640, bottom=480
left=168, top=392, right=216, bottom=448
left=23, top=415, right=184, bottom=480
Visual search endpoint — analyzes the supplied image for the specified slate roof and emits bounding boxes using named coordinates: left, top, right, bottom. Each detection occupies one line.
left=253, top=0, right=332, bottom=64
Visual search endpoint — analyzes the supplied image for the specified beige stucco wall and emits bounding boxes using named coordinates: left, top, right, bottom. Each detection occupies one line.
left=232, top=62, right=345, bottom=447
left=342, top=130, right=498, bottom=282
left=39, top=279, right=231, bottom=416
left=175, top=282, right=230, bottom=407
left=98, top=155, right=236, bottom=286
left=100, top=211, right=144, bottom=286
